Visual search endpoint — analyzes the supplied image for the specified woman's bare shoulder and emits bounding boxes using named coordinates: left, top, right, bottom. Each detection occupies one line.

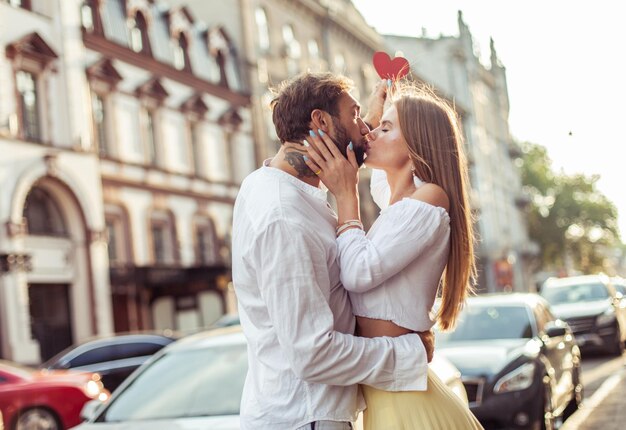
left=409, top=183, right=450, bottom=211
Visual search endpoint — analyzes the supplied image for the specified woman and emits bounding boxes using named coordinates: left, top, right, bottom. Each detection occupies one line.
left=303, top=83, right=483, bottom=429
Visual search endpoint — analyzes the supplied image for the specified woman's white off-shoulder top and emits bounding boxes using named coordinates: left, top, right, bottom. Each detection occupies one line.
left=336, top=169, right=450, bottom=332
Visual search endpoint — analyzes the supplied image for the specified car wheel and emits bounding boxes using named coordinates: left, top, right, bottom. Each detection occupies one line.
left=14, top=407, right=60, bottom=430
left=607, top=326, right=625, bottom=356
left=541, top=378, right=556, bottom=430
left=563, top=364, right=584, bottom=420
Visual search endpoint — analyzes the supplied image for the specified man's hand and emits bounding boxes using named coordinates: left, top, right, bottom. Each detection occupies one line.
left=362, top=79, right=390, bottom=130
left=416, top=330, right=434, bottom=363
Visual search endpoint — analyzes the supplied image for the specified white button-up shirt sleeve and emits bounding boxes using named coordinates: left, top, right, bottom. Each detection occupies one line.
left=336, top=200, right=450, bottom=293
left=246, top=219, right=428, bottom=391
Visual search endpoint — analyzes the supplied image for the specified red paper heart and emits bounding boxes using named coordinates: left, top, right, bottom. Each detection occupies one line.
left=373, top=52, right=410, bottom=80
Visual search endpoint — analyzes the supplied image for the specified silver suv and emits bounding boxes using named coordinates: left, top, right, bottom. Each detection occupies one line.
left=541, top=274, right=626, bottom=355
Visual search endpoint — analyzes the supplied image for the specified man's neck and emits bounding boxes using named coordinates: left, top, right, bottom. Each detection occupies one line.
left=269, top=142, right=321, bottom=188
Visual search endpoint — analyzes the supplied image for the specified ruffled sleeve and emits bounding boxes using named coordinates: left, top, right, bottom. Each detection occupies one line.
left=337, top=199, right=450, bottom=293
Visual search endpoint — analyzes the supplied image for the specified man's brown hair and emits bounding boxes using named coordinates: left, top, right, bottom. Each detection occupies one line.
left=270, top=72, right=354, bottom=144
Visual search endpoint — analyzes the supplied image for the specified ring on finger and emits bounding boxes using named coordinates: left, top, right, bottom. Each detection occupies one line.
left=314, top=169, right=322, bottom=175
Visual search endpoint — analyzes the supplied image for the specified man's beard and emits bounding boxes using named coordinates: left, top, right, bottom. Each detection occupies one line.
left=331, top=118, right=366, bottom=166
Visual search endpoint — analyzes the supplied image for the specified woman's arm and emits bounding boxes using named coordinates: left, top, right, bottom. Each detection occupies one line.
left=337, top=201, right=450, bottom=292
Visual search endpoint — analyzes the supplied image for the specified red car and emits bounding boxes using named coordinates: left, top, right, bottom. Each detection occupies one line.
left=0, top=360, right=109, bottom=430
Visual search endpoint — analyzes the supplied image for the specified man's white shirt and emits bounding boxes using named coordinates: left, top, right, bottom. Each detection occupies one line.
left=231, top=164, right=428, bottom=430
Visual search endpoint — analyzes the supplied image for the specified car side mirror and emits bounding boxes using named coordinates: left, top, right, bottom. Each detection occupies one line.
left=545, top=322, right=567, bottom=338
left=80, top=399, right=103, bottom=422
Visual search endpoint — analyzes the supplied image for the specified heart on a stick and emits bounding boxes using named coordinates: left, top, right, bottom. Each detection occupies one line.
left=373, top=52, right=410, bottom=80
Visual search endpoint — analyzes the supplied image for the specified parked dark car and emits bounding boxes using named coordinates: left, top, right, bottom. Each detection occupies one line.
left=541, top=274, right=626, bottom=356
left=435, top=293, right=583, bottom=430
left=40, top=332, right=179, bottom=392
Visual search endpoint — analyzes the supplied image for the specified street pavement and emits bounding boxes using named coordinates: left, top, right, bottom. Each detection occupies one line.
left=561, top=359, right=626, bottom=430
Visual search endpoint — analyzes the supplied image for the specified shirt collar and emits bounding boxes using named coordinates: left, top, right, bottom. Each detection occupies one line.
left=262, top=159, right=328, bottom=202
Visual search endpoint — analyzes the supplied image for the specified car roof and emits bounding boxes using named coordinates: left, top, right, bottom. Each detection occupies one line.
left=543, top=274, right=609, bottom=287
left=463, top=292, right=548, bottom=308
left=162, top=326, right=246, bottom=353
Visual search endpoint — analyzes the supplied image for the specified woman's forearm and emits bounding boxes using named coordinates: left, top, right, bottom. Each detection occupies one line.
left=336, top=190, right=360, bottom=226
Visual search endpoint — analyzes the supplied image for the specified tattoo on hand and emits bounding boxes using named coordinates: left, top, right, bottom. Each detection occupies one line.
left=285, top=149, right=316, bottom=178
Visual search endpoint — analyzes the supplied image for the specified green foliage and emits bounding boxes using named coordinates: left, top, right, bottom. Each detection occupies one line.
left=519, top=141, right=620, bottom=273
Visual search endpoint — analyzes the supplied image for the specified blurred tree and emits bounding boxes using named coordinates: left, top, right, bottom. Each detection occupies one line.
left=519, top=142, right=620, bottom=273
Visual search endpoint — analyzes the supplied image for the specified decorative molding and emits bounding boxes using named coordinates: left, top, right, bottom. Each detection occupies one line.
left=180, top=94, right=208, bottom=116
left=82, top=31, right=250, bottom=106
left=135, top=77, right=169, bottom=105
left=5, top=32, right=58, bottom=70
left=5, top=221, right=27, bottom=237
left=43, top=153, right=59, bottom=177
left=0, top=253, right=33, bottom=274
left=86, top=57, right=123, bottom=88
left=89, top=228, right=108, bottom=243
left=218, top=108, right=243, bottom=129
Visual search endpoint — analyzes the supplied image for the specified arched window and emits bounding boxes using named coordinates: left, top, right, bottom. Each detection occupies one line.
left=282, top=24, right=301, bottom=76
left=23, top=187, right=67, bottom=236
left=173, top=33, right=191, bottom=72
left=150, top=211, right=177, bottom=265
left=196, top=220, right=219, bottom=265
left=16, top=70, right=40, bottom=141
left=129, top=11, right=151, bottom=56
left=80, top=0, right=103, bottom=35
left=254, top=7, right=270, bottom=53
left=334, top=53, right=345, bottom=73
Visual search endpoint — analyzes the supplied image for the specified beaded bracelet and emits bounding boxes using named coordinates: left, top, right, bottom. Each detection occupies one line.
left=336, top=219, right=363, bottom=236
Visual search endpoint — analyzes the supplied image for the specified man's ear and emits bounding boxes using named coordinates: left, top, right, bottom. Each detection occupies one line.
left=310, top=109, right=332, bottom=134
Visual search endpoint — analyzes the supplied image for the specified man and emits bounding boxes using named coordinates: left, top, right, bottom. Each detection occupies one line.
left=232, top=72, right=432, bottom=430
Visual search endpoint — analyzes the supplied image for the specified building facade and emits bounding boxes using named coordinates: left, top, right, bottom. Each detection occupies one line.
left=0, top=0, right=254, bottom=364
left=177, top=0, right=387, bottom=227
left=383, top=12, right=538, bottom=293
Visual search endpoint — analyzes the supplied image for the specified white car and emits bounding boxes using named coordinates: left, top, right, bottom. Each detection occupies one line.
left=73, top=326, right=467, bottom=430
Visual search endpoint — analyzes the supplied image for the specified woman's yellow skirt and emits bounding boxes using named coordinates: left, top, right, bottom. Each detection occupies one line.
left=361, top=368, right=484, bottom=430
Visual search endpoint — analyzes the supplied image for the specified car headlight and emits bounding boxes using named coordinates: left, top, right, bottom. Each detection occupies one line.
left=597, top=307, right=616, bottom=326
left=494, top=362, right=536, bottom=394
left=85, top=380, right=102, bottom=398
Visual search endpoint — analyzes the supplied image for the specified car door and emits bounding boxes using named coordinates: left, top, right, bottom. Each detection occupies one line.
left=537, top=303, right=572, bottom=410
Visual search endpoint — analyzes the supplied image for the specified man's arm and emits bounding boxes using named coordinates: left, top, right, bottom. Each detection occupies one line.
left=250, top=220, right=429, bottom=390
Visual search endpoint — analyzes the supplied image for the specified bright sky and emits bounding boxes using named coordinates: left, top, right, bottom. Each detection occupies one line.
left=353, top=0, right=626, bottom=240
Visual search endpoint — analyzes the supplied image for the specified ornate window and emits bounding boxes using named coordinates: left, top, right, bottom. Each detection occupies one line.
left=196, top=220, right=219, bottom=265
left=207, top=28, right=230, bottom=87
left=254, top=7, right=270, bottom=53
left=80, top=0, right=104, bottom=35
left=86, top=58, right=122, bottom=157
left=334, top=53, right=345, bottom=73
left=181, top=94, right=208, bottom=177
left=150, top=211, right=177, bottom=265
left=173, top=33, right=191, bottom=72
left=136, top=78, right=168, bottom=166
left=91, top=93, right=109, bottom=156
left=23, top=187, right=67, bottom=237
left=16, top=70, right=40, bottom=141
left=142, top=109, right=158, bottom=165
left=308, top=39, right=319, bottom=61
left=282, top=24, right=301, bottom=76
left=7, top=0, right=31, bottom=9
left=128, top=11, right=151, bottom=56
left=6, top=32, right=57, bottom=143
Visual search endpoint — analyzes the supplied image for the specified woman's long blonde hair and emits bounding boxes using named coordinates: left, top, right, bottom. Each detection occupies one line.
left=394, top=85, right=477, bottom=331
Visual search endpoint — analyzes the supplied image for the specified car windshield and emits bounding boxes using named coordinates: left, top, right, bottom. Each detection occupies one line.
left=98, top=343, right=247, bottom=421
left=436, top=305, right=533, bottom=342
left=541, top=282, right=609, bottom=305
